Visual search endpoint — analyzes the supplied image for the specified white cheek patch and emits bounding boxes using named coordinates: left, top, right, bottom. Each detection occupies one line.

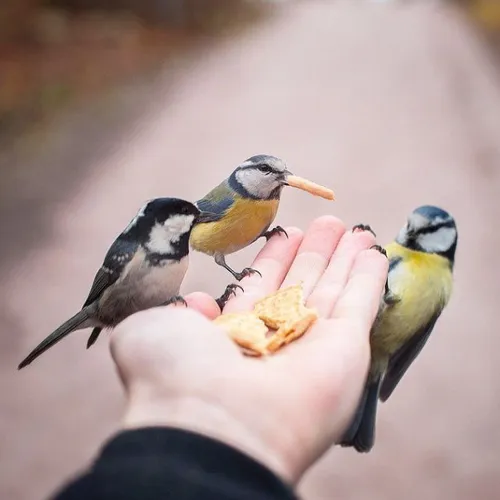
left=235, top=169, right=279, bottom=198
left=162, top=214, right=195, bottom=241
left=146, top=223, right=174, bottom=254
left=418, top=226, right=456, bottom=253
left=145, top=214, right=195, bottom=255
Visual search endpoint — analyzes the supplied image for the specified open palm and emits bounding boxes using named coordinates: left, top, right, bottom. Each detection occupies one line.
left=110, top=216, right=388, bottom=484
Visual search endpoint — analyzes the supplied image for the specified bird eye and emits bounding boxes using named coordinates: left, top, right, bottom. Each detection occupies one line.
left=180, top=206, right=191, bottom=214
left=257, top=164, right=273, bottom=174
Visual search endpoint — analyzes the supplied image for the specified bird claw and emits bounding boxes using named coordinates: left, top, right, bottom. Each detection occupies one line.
left=352, top=224, right=377, bottom=237
left=368, top=246, right=400, bottom=305
left=233, top=267, right=262, bottom=281
left=263, top=225, right=288, bottom=241
left=370, top=244, right=387, bottom=258
left=163, top=295, right=188, bottom=307
left=215, top=283, right=244, bottom=310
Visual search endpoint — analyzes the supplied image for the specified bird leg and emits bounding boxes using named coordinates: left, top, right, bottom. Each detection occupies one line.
left=261, top=225, right=288, bottom=241
left=214, top=254, right=262, bottom=281
left=369, top=245, right=400, bottom=306
left=162, top=295, right=188, bottom=307
left=215, top=284, right=244, bottom=311
left=352, top=224, right=377, bottom=237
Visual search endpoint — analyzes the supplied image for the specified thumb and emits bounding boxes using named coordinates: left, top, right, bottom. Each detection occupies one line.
left=110, top=307, right=236, bottom=393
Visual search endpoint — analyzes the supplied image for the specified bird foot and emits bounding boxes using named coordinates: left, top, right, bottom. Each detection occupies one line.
left=215, top=284, right=244, bottom=311
left=232, top=267, right=262, bottom=281
left=352, top=224, right=377, bottom=237
left=262, top=225, right=288, bottom=241
left=369, top=246, right=400, bottom=305
left=163, top=295, right=188, bottom=307
left=370, top=244, right=387, bottom=257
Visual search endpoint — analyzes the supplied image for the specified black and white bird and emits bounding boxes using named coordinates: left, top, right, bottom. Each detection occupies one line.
left=18, top=197, right=213, bottom=369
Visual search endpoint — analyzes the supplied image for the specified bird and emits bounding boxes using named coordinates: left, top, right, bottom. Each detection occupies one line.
left=18, top=197, right=213, bottom=369
left=189, top=155, right=292, bottom=287
left=341, top=205, right=458, bottom=452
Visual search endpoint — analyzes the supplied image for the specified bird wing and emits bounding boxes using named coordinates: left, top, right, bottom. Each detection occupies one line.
left=195, top=181, right=235, bottom=223
left=82, top=238, right=138, bottom=308
left=388, top=255, right=403, bottom=273
left=379, top=310, right=441, bottom=402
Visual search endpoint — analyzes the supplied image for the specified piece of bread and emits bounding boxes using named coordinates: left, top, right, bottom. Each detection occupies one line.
left=213, top=312, right=270, bottom=356
left=214, top=283, right=318, bottom=355
left=285, top=175, right=335, bottom=200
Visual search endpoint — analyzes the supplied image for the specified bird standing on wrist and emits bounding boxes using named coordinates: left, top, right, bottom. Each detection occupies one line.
left=18, top=197, right=213, bottom=369
left=341, top=205, right=458, bottom=452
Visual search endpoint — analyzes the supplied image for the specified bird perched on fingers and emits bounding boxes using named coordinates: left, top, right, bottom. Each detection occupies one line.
left=190, top=154, right=335, bottom=291
left=18, top=198, right=213, bottom=369
left=341, top=205, right=458, bottom=452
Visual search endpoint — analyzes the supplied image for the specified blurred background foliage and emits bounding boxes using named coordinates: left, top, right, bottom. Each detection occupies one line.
left=0, top=0, right=500, bottom=147
left=0, top=0, right=272, bottom=145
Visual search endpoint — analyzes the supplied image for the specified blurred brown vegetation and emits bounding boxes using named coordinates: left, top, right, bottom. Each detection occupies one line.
left=1, top=0, right=500, bottom=146
left=0, top=0, right=269, bottom=145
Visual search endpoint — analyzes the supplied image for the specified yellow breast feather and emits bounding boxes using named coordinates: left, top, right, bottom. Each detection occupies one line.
left=190, top=197, right=279, bottom=256
left=373, top=242, right=453, bottom=356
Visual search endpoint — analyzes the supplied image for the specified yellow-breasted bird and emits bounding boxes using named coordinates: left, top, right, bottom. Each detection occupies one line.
left=341, top=205, right=458, bottom=452
left=190, top=154, right=334, bottom=306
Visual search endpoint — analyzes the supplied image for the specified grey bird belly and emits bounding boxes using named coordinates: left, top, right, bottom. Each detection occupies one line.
left=97, top=255, right=188, bottom=325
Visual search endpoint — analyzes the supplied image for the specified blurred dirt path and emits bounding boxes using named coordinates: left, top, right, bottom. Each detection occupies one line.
left=2, top=2, right=500, bottom=500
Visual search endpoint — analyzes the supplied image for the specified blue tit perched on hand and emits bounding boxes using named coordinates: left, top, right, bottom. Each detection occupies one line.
left=18, top=198, right=213, bottom=369
left=190, top=155, right=291, bottom=282
left=341, top=205, right=458, bottom=453
left=190, top=154, right=334, bottom=290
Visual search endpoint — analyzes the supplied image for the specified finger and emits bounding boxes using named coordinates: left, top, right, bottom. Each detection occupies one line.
left=272, top=248, right=388, bottom=417
left=223, top=227, right=303, bottom=313
left=280, top=216, right=345, bottom=302
left=292, top=246, right=389, bottom=354
left=110, top=308, right=236, bottom=388
left=330, top=246, right=389, bottom=333
left=306, top=228, right=377, bottom=317
left=184, top=292, right=221, bottom=320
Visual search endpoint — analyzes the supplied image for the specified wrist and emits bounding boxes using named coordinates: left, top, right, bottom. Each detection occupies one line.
left=123, top=386, right=299, bottom=485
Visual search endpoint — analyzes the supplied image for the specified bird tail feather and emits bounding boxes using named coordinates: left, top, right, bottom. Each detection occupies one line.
left=18, top=308, right=93, bottom=369
left=86, top=327, right=102, bottom=349
left=339, top=376, right=382, bottom=453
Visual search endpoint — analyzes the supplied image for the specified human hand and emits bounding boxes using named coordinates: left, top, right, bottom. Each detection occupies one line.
left=109, top=216, right=388, bottom=485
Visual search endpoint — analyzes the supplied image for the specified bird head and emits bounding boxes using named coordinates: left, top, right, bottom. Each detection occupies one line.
left=229, top=154, right=292, bottom=200
left=123, top=197, right=213, bottom=255
left=396, top=205, right=458, bottom=261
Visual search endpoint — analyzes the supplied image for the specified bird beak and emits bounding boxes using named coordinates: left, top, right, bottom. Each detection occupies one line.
left=281, top=171, right=335, bottom=201
left=196, top=211, right=216, bottom=223
left=280, top=168, right=294, bottom=185
left=405, top=222, right=417, bottom=240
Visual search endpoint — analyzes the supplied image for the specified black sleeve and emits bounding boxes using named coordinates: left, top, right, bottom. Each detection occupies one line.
left=52, top=427, right=298, bottom=500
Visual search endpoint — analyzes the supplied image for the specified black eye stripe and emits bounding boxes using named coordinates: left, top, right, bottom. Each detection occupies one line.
left=416, top=220, right=455, bottom=234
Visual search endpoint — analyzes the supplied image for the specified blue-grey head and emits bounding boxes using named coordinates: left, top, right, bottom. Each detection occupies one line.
left=396, top=205, right=458, bottom=263
left=228, top=154, right=293, bottom=200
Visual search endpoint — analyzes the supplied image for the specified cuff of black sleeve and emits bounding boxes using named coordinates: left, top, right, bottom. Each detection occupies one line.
left=93, top=427, right=297, bottom=499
